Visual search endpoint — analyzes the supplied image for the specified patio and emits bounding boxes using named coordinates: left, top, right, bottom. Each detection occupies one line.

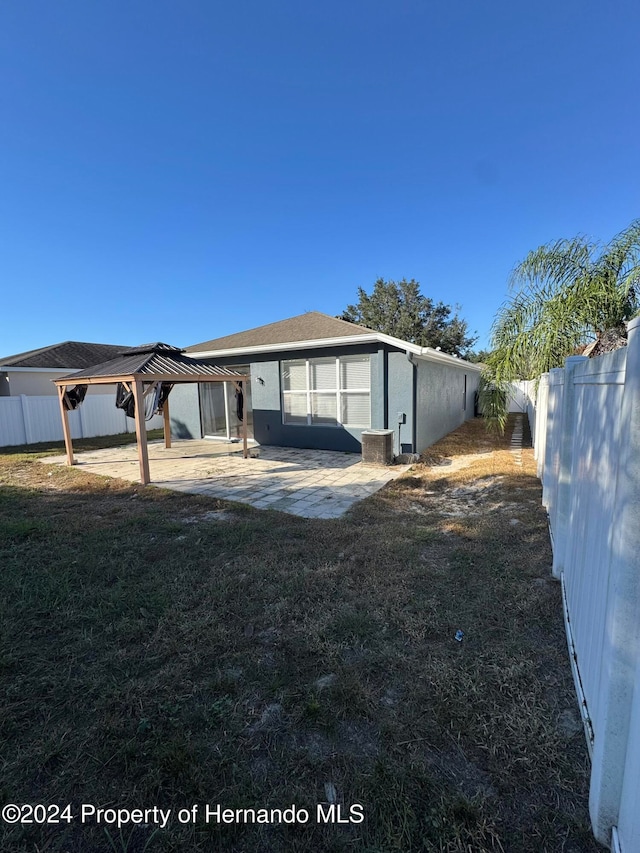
left=43, top=439, right=410, bottom=518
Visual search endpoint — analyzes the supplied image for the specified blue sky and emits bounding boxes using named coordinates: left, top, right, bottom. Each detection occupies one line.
left=1, top=0, right=638, bottom=356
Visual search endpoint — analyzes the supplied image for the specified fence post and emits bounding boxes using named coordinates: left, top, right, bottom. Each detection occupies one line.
left=534, top=373, right=548, bottom=475
left=551, top=356, right=587, bottom=579
left=537, top=374, right=548, bottom=478
left=589, top=317, right=640, bottom=845
left=20, top=395, right=34, bottom=445
left=542, top=367, right=564, bottom=514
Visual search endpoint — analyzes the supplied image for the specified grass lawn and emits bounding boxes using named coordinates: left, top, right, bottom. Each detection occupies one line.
left=0, top=418, right=599, bottom=852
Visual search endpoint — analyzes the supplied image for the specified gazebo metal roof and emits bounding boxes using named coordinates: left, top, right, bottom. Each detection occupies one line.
left=60, top=342, right=247, bottom=383
left=53, top=343, right=249, bottom=485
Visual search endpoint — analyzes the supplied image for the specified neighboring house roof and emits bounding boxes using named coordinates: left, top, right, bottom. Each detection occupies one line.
left=0, top=341, right=132, bottom=370
left=61, top=343, right=248, bottom=383
left=186, top=311, right=371, bottom=353
left=186, top=311, right=482, bottom=371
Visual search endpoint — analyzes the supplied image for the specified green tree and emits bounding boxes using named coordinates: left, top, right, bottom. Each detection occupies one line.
left=341, top=278, right=477, bottom=357
left=480, top=219, right=640, bottom=431
left=466, top=348, right=492, bottom=364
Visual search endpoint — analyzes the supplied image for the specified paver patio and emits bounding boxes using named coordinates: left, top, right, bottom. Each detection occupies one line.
left=43, top=439, right=410, bottom=517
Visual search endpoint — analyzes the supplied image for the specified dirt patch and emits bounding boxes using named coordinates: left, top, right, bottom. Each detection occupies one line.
left=428, top=451, right=494, bottom=473
left=178, top=509, right=237, bottom=524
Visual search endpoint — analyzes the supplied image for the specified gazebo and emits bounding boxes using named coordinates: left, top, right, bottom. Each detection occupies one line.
left=53, top=343, right=249, bottom=485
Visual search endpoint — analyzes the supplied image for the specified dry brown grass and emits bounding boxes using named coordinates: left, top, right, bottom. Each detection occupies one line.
left=0, top=418, right=599, bottom=852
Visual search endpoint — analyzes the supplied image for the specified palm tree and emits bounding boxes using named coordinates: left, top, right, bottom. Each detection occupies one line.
left=480, top=219, right=640, bottom=431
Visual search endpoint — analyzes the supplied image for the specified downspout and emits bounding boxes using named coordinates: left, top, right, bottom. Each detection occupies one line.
left=381, top=347, right=388, bottom=430
left=406, top=350, right=417, bottom=454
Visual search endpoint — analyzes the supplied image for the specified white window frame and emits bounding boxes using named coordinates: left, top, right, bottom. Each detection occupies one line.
left=281, top=355, right=371, bottom=428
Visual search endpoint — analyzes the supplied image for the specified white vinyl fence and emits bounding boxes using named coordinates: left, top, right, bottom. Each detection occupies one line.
left=507, top=379, right=536, bottom=414
left=529, top=316, right=640, bottom=852
left=0, top=393, right=163, bottom=447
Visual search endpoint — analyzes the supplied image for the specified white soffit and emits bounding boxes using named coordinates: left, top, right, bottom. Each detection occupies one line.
left=191, top=333, right=482, bottom=371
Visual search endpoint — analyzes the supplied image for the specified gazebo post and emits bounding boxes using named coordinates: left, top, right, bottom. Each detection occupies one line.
left=57, top=385, right=75, bottom=466
left=132, top=379, right=150, bottom=485
left=163, top=394, right=172, bottom=449
left=52, top=349, right=250, bottom=486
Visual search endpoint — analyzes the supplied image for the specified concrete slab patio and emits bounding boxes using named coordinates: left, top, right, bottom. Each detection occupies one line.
left=43, top=439, right=410, bottom=518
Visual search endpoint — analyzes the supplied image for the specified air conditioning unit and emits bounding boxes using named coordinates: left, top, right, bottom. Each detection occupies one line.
left=361, top=429, right=394, bottom=466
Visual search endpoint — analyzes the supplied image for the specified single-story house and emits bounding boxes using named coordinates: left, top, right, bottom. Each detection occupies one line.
left=169, top=312, right=481, bottom=454
left=0, top=341, right=132, bottom=397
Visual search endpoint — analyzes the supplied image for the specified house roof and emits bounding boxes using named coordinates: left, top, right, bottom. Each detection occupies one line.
left=186, top=312, right=371, bottom=353
left=59, top=343, right=248, bottom=384
left=0, top=341, right=132, bottom=370
left=185, top=311, right=482, bottom=371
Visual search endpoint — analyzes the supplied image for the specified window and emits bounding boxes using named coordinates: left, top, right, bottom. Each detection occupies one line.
left=281, top=360, right=308, bottom=425
left=281, top=355, right=371, bottom=427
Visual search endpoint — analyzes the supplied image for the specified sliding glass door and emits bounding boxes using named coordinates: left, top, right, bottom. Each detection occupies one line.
left=200, top=370, right=253, bottom=440
left=200, top=382, right=228, bottom=438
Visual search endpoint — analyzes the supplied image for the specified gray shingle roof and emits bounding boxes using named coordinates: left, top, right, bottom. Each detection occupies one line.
left=61, top=343, right=247, bottom=383
left=0, top=341, right=132, bottom=369
left=186, top=312, right=372, bottom=353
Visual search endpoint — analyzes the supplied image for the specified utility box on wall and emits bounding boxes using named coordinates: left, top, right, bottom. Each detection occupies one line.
left=361, top=429, right=394, bottom=466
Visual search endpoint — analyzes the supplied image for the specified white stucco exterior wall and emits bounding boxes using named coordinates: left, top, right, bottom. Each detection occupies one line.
left=415, top=357, right=480, bottom=451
